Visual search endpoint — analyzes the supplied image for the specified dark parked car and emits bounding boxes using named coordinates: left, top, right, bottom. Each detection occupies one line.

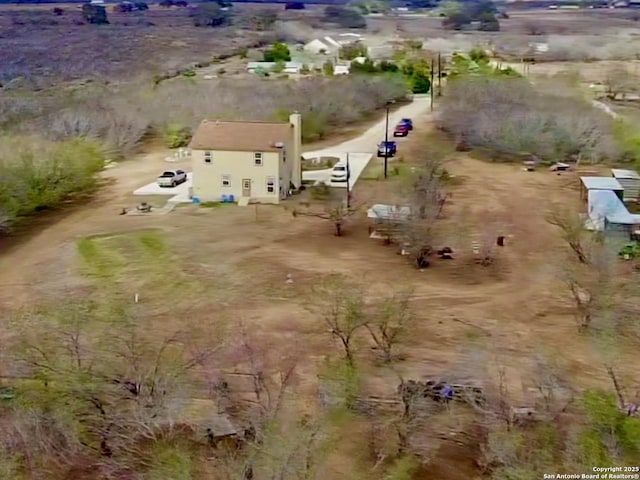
left=399, top=118, right=413, bottom=130
left=377, top=140, right=397, bottom=157
left=393, top=123, right=409, bottom=137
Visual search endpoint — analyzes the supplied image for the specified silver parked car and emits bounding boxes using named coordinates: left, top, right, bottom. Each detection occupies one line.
left=157, top=169, right=187, bottom=188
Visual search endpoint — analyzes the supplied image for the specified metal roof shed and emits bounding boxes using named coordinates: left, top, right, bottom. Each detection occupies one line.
left=580, top=176, right=623, bottom=202
left=587, top=189, right=640, bottom=232
left=611, top=169, right=640, bottom=202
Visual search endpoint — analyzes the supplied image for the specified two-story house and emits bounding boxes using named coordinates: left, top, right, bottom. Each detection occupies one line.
left=189, top=113, right=302, bottom=205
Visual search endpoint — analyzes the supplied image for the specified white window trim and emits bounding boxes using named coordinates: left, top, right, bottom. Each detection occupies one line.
left=204, top=151, right=212, bottom=163
left=254, top=152, right=263, bottom=166
left=221, top=175, right=231, bottom=187
left=266, top=176, right=276, bottom=194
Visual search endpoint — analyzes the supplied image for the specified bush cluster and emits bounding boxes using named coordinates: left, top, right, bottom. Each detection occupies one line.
left=439, top=76, right=620, bottom=162
left=0, top=137, right=105, bottom=232
left=4, top=75, right=409, bottom=152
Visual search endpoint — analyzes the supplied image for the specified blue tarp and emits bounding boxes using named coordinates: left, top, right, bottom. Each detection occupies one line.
left=588, top=189, right=640, bottom=230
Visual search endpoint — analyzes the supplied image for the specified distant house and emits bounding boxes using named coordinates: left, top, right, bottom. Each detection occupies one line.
left=323, top=36, right=341, bottom=50
left=247, top=61, right=304, bottom=74
left=529, top=42, right=549, bottom=54
left=189, top=115, right=302, bottom=205
left=303, top=38, right=340, bottom=55
left=334, top=65, right=350, bottom=75
left=338, top=33, right=363, bottom=42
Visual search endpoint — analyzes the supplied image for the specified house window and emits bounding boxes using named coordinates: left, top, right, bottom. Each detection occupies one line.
left=266, top=176, right=275, bottom=194
left=221, top=175, right=231, bottom=187
left=204, top=151, right=212, bottom=163
left=254, top=152, right=263, bottom=166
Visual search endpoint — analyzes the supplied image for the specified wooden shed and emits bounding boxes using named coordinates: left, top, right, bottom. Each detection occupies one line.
left=611, top=169, right=640, bottom=202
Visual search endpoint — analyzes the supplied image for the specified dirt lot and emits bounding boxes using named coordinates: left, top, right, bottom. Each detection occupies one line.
left=0, top=108, right=635, bottom=477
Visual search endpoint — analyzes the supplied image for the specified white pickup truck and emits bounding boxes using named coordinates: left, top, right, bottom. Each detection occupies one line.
left=157, top=169, right=187, bottom=188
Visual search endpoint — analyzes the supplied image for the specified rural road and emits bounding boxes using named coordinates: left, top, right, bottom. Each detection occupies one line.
left=302, top=94, right=432, bottom=188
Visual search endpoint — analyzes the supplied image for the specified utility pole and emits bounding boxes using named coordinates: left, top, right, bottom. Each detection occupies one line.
left=346, top=153, right=351, bottom=209
left=437, top=52, right=442, bottom=97
left=430, top=57, right=435, bottom=112
left=384, top=104, right=390, bottom=179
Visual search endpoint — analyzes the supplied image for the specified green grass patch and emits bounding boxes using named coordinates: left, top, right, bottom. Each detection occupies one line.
left=137, top=231, right=168, bottom=256
left=361, top=161, right=414, bottom=181
left=145, top=442, right=194, bottom=480
left=76, top=229, right=203, bottom=302
left=76, top=237, right=128, bottom=281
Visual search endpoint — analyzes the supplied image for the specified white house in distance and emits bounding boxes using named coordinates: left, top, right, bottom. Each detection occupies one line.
left=189, top=114, right=302, bottom=205
left=246, top=61, right=304, bottom=74
left=303, top=36, right=342, bottom=55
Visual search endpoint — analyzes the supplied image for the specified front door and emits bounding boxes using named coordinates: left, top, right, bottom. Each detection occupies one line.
left=242, top=179, right=251, bottom=197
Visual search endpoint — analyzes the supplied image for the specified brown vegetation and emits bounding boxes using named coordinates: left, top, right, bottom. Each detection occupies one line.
left=439, top=76, right=621, bottom=162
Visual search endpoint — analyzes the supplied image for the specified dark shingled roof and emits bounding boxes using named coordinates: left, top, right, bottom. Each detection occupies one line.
left=189, top=120, right=292, bottom=152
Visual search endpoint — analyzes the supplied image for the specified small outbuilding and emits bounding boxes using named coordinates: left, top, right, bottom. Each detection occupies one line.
left=580, top=176, right=624, bottom=202
left=611, top=169, right=640, bottom=202
left=586, top=189, right=640, bottom=233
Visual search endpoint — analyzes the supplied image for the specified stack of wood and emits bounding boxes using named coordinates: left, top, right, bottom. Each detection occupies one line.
left=398, top=379, right=486, bottom=407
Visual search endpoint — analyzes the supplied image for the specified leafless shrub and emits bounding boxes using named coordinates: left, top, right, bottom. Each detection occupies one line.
left=365, top=288, right=414, bottom=363
left=524, top=21, right=545, bottom=36
left=561, top=241, right=616, bottom=331
left=310, top=275, right=368, bottom=367
left=439, top=76, right=621, bottom=163
left=293, top=189, right=364, bottom=236
left=7, top=75, right=406, bottom=155
left=546, top=207, right=596, bottom=265
left=5, top=302, right=224, bottom=475
left=45, top=106, right=148, bottom=155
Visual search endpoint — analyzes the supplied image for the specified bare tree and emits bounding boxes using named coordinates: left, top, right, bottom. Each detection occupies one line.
left=602, top=66, right=638, bottom=101
left=561, top=241, right=614, bottom=331
left=440, top=77, right=621, bottom=163
left=524, top=20, right=545, bottom=36
left=292, top=191, right=363, bottom=237
left=312, top=276, right=368, bottom=366
left=366, top=289, right=413, bottom=363
left=9, top=303, right=223, bottom=476
left=378, top=154, right=451, bottom=268
left=546, top=207, right=594, bottom=265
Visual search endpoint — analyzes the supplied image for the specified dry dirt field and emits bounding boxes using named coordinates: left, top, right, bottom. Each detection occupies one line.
left=0, top=111, right=635, bottom=477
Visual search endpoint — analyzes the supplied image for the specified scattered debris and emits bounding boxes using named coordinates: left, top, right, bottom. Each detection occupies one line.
left=286, top=273, right=294, bottom=285
left=398, top=379, right=486, bottom=407
left=137, top=202, right=152, bottom=213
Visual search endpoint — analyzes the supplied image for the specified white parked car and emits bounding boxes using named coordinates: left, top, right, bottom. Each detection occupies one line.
left=157, top=170, right=187, bottom=188
left=331, top=162, right=350, bottom=183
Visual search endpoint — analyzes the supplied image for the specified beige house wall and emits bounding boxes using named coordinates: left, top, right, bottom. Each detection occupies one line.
left=192, top=149, right=291, bottom=204
left=190, top=113, right=301, bottom=204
